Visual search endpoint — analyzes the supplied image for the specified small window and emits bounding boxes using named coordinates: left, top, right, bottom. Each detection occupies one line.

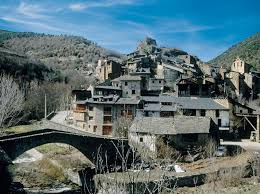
left=89, top=106, right=93, bottom=111
left=200, top=110, right=206, bottom=116
left=93, top=126, right=97, bottom=132
left=140, top=137, right=143, bottom=142
left=159, top=80, right=161, bottom=84
left=216, top=110, right=219, bottom=117
left=89, top=116, right=93, bottom=120
left=218, top=119, right=222, bottom=127
left=240, top=110, right=243, bottom=113
left=132, top=90, right=135, bottom=94
left=152, top=80, right=155, bottom=83
left=125, top=81, right=128, bottom=86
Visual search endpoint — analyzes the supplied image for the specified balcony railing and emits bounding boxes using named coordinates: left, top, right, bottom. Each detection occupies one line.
left=74, top=109, right=87, bottom=113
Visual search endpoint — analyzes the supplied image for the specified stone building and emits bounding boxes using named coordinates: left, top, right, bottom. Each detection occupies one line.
left=129, top=116, right=218, bottom=154
left=140, top=95, right=230, bottom=132
left=112, top=75, right=143, bottom=98
left=175, top=78, right=214, bottom=97
left=231, top=57, right=250, bottom=74
left=226, top=57, right=259, bottom=99
left=72, top=86, right=143, bottom=136
left=96, top=58, right=122, bottom=82
left=178, top=54, right=197, bottom=65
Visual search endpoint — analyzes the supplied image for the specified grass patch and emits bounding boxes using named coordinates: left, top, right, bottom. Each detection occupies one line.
left=36, top=144, right=71, bottom=155
left=37, top=157, right=67, bottom=182
left=2, top=124, right=35, bottom=136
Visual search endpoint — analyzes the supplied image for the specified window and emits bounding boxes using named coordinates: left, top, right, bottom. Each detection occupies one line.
left=132, top=90, right=135, bottom=94
left=104, top=107, right=112, bottom=112
left=161, top=102, right=172, bottom=106
left=103, top=116, right=112, bottom=124
left=125, top=81, right=128, bottom=86
left=216, top=110, right=219, bottom=117
left=218, top=119, right=222, bottom=127
left=159, top=80, right=161, bottom=84
left=140, top=137, right=143, bottom=142
left=93, top=126, right=97, bottom=132
left=183, top=109, right=196, bottom=116
left=102, top=126, right=112, bottom=135
left=152, top=80, right=155, bottom=83
left=89, top=106, right=93, bottom=111
left=89, top=116, right=93, bottom=120
left=200, top=110, right=206, bottom=116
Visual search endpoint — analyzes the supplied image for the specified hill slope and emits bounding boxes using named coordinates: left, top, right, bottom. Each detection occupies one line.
left=209, top=33, right=260, bottom=70
left=0, top=47, right=63, bottom=82
left=0, top=30, right=123, bottom=75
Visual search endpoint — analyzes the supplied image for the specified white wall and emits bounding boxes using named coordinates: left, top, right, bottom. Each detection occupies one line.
left=129, top=132, right=156, bottom=152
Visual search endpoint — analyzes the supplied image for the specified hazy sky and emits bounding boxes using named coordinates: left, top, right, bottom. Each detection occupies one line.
left=0, top=0, right=259, bottom=61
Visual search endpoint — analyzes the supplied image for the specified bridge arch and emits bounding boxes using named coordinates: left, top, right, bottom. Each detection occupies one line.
left=0, top=129, right=129, bottom=166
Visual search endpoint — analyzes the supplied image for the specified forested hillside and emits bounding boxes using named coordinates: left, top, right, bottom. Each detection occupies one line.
left=209, top=33, right=260, bottom=70
left=0, top=30, right=123, bottom=74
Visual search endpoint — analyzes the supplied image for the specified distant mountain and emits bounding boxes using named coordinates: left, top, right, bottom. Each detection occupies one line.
left=209, top=33, right=260, bottom=70
left=0, top=30, right=123, bottom=76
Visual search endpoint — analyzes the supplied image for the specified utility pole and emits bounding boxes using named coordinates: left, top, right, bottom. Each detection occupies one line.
left=44, top=93, right=47, bottom=119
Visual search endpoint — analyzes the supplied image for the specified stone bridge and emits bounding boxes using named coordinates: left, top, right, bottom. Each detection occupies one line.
left=0, top=121, right=130, bottom=166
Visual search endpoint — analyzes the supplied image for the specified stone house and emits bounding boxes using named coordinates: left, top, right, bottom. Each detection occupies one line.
left=148, top=76, right=164, bottom=91
left=96, top=58, right=122, bottom=82
left=73, top=95, right=120, bottom=135
left=112, top=75, right=144, bottom=98
left=72, top=91, right=143, bottom=136
left=93, top=85, right=122, bottom=97
left=129, top=116, right=218, bottom=153
left=175, top=78, right=214, bottom=97
left=141, top=95, right=231, bottom=132
left=178, top=54, right=197, bottom=65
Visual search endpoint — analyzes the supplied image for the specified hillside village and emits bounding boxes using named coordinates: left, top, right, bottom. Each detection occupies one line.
left=70, top=37, right=260, bottom=156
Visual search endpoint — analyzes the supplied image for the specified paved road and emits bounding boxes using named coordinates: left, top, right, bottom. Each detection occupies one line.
left=221, top=139, right=260, bottom=152
left=51, top=111, right=69, bottom=124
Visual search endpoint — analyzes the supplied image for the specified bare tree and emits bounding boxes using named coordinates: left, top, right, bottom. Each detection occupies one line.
left=0, top=74, right=24, bottom=133
left=112, top=117, right=132, bottom=138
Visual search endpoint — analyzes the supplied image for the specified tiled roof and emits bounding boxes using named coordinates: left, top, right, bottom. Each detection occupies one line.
left=115, top=98, right=141, bottom=105
left=160, top=96, right=229, bottom=110
left=112, top=75, right=142, bottom=82
left=142, top=96, right=229, bottom=110
left=143, top=103, right=177, bottom=112
left=95, top=86, right=122, bottom=90
left=130, top=115, right=211, bottom=135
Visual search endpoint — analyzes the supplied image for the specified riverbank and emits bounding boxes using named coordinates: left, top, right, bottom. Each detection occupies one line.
left=9, top=143, right=92, bottom=192
left=94, top=152, right=260, bottom=193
